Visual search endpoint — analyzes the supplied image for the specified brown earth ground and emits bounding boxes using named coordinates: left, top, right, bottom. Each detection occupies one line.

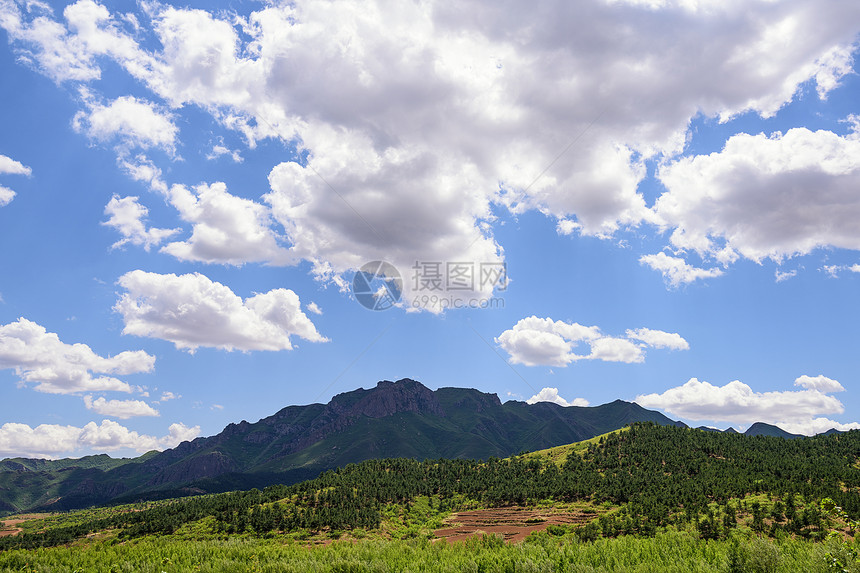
left=434, top=506, right=595, bottom=543
left=0, top=514, right=50, bottom=537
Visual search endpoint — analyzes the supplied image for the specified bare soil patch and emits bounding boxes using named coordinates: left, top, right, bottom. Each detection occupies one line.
left=0, top=513, right=51, bottom=537
left=434, top=506, right=595, bottom=544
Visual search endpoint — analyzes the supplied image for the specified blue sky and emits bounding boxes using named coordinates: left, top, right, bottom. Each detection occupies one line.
left=1, top=0, right=860, bottom=458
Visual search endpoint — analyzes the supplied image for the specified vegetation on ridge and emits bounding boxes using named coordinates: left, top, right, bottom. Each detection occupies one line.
left=2, top=423, right=859, bottom=551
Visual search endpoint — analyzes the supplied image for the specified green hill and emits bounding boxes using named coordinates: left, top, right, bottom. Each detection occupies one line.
left=0, top=379, right=682, bottom=515
left=3, top=422, right=859, bottom=552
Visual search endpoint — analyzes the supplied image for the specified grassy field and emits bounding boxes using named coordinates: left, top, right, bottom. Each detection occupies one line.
left=0, top=530, right=854, bottom=573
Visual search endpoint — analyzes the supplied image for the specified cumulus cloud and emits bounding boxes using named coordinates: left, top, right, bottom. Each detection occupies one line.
left=0, top=154, right=31, bottom=207
left=587, top=337, right=645, bottom=364
left=161, top=182, right=292, bottom=266
left=0, top=419, right=199, bottom=459
left=306, top=301, right=322, bottom=315
left=635, top=376, right=857, bottom=436
left=656, top=129, right=860, bottom=264
left=83, top=395, right=159, bottom=419
left=794, top=374, right=845, bottom=393
left=265, top=134, right=504, bottom=311
left=0, top=154, right=31, bottom=176
left=114, top=270, right=327, bottom=352
left=73, top=94, right=177, bottom=153
left=625, top=327, right=690, bottom=350
left=526, top=387, right=589, bottom=407
left=0, top=185, right=15, bottom=207
left=496, top=316, right=687, bottom=367
left=0, top=317, right=155, bottom=394
left=639, top=252, right=724, bottom=287
left=4, top=0, right=857, bottom=294
left=0, top=0, right=102, bottom=82
left=103, top=194, right=179, bottom=251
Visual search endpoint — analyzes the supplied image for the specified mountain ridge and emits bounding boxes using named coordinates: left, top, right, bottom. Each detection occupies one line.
left=0, top=378, right=821, bottom=515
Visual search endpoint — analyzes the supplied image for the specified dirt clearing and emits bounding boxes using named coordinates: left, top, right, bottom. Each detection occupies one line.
left=0, top=514, right=50, bottom=537
left=434, top=506, right=596, bottom=543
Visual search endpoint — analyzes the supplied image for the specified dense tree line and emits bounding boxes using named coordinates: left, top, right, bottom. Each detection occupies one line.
left=2, top=423, right=858, bottom=550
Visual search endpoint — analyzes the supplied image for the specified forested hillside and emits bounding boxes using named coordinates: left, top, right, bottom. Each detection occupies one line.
left=0, top=379, right=681, bottom=515
left=3, top=423, right=859, bottom=551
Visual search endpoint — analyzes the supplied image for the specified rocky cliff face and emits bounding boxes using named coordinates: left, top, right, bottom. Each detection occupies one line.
left=146, top=451, right=238, bottom=486
left=257, top=379, right=447, bottom=457
left=332, top=379, right=445, bottom=419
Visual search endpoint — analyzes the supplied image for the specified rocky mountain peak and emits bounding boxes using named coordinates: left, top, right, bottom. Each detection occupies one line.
left=350, top=378, right=445, bottom=418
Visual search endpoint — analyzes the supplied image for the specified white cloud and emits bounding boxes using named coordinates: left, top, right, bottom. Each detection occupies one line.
left=0, top=317, right=155, bottom=394
left=635, top=376, right=856, bottom=435
left=265, top=133, right=505, bottom=312
left=306, top=301, right=322, bottom=315
left=74, top=94, right=177, bottom=153
left=527, top=387, right=589, bottom=407
left=119, top=154, right=168, bottom=195
left=495, top=316, right=600, bottom=367
left=656, top=129, right=860, bottom=264
left=776, top=418, right=860, bottom=436
left=159, top=391, right=179, bottom=402
left=0, top=185, right=15, bottom=207
left=639, top=252, right=724, bottom=287
left=0, top=419, right=199, bottom=458
left=0, top=154, right=30, bottom=207
left=0, top=0, right=101, bottom=82
left=794, top=374, right=845, bottom=393
left=822, top=264, right=843, bottom=278
left=158, top=422, right=200, bottom=448
left=5, top=0, right=860, bottom=293
left=114, top=270, right=327, bottom=352
left=207, top=140, right=242, bottom=163
left=496, top=315, right=687, bottom=367
left=588, top=337, right=645, bottom=364
left=625, top=327, right=690, bottom=350
left=161, top=182, right=292, bottom=266
left=0, top=154, right=31, bottom=175
left=83, top=395, right=159, bottom=419
left=775, top=269, right=798, bottom=283
left=556, top=219, right=582, bottom=236
left=820, top=263, right=860, bottom=278
left=103, top=194, right=179, bottom=251
left=0, top=0, right=160, bottom=84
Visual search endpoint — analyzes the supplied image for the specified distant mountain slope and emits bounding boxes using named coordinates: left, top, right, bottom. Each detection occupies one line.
left=697, top=423, right=806, bottom=438
left=743, top=422, right=804, bottom=439
left=1, top=378, right=683, bottom=514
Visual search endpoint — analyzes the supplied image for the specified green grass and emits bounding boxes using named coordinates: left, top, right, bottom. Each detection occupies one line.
left=0, top=531, right=853, bottom=573
left=522, top=428, right=628, bottom=466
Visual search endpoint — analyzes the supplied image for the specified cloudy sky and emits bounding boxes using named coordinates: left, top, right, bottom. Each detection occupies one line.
left=1, top=0, right=860, bottom=458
